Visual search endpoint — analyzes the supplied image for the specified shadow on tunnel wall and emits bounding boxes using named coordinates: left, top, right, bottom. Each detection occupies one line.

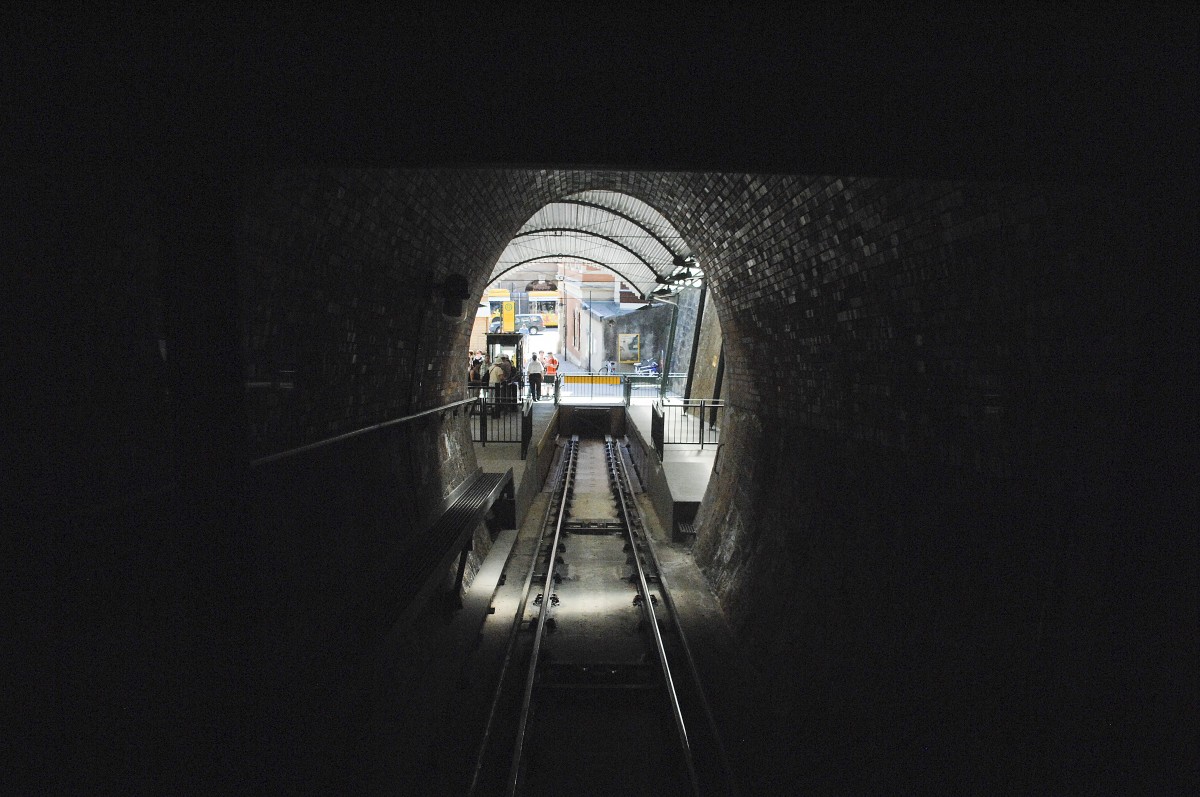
left=19, top=165, right=1190, bottom=793
left=688, top=180, right=1194, bottom=792
left=236, top=168, right=1193, bottom=792
left=248, top=413, right=474, bottom=790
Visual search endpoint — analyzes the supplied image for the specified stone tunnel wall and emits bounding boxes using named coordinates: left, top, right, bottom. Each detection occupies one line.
left=686, top=286, right=724, bottom=401
left=24, top=165, right=1186, bottom=792
left=603, top=283, right=723, bottom=406
left=604, top=301, right=671, bottom=369
left=684, top=175, right=1190, bottom=789
left=604, top=283, right=708, bottom=386
left=672, top=286, right=705, bottom=396
left=236, top=168, right=1189, bottom=790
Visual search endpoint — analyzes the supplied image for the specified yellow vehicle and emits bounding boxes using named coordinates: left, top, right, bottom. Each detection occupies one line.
left=487, top=287, right=510, bottom=322
left=486, top=288, right=515, bottom=332
left=528, top=289, right=559, bottom=328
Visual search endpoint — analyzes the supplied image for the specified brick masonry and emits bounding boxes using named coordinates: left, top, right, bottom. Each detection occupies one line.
left=602, top=284, right=712, bottom=392
left=604, top=301, right=671, bottom=370
left=688, top=286, right=724, bottom=401
left=17, top=164, right=1189, bottom=792
left=238, top=168, right=1191, bottom=789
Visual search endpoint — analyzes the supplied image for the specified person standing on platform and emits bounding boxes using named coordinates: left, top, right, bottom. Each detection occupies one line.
left=527, top=354, right=544, bottom=401
left=544, top=351, right=558, bottom=386
left=487, top=357, right=508, bottom=416
left=501, top=355, right=519, bottom=408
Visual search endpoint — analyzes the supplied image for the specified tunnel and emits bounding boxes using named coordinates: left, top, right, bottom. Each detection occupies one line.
left=9, top=8, right=1195, bottom=796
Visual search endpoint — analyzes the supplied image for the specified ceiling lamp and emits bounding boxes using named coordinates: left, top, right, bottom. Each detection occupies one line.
left=666, top=254, right=702, bottom=286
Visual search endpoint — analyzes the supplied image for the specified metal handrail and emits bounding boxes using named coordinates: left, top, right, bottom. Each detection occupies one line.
left=655, top=398, right=727, bottom=407
left=653, top=398, right=726, bottom=453
left=249, top=396, right=480, bottom=468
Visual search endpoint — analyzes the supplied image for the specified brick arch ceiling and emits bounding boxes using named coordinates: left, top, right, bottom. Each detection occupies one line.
left=486, top=188, right=696, bottom=297
left=435, top=169, right=755, bottom=320
left=244, top=168, right=828, bottom=451
left=437, top=169, right=760, bottom=394
left=242, top=164, right=1070, bottom=657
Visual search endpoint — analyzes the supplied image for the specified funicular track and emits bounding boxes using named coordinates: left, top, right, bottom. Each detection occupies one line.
left=469, top=434, right=734, bottom=796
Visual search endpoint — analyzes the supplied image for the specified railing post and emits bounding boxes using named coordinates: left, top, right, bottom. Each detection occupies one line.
left=520, top=399, right=532, bottom=460
left=699, top=400, right=706, bottom=450
left=480, top=392, right=488, bottom=447
left=622, top=375, right=632, bottom=406
left=554, top=376, right=561, bottom=405
left=652, top=402, right=664, bottom=462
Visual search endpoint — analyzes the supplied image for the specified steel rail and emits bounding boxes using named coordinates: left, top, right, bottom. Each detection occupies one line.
left=467, top=437, right=578, bottom=797
left=505, top=435, right=579, bottom=796
left=605, top=437, right=701, bottom=797
left=611, top=438, right=738, bottom=796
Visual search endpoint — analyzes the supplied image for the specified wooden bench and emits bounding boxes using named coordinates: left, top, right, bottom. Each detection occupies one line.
left=354, top=467, right=515, bottom=642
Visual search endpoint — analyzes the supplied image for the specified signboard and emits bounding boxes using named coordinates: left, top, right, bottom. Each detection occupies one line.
left=502, top=301, right=516, bottom=333
left=563, top=375, right=621, bottom=385
left=618, top=333, right=640, bottom=363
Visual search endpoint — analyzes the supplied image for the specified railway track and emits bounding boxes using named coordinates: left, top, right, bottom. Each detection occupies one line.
left=469, top=435, right=734, bottom=797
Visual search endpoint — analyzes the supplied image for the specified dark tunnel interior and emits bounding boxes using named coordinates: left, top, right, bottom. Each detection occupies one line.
left=7, top=7, right=1196, bottom=794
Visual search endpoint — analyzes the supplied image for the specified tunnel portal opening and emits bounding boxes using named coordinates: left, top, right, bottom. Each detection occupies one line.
left=231, top=166, right=1168, bottom=793
left=464, top=189, right=728, bottom=547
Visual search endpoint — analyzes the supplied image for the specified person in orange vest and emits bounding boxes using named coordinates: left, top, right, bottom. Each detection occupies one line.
left=543, top=351, right=558, bottom=386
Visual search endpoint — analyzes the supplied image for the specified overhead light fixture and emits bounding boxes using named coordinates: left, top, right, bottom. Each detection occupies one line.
left=664, top=254, right=703, bottom=287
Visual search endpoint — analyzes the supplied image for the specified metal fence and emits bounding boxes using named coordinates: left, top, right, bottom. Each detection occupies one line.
left=549, top=372, right=690, bottom=405
left=468, top=387, right=533, bottom=458
left=651, top=399, right=725, bottom=458
left=624, top=432, right=652, bottom=490
left=553, top=373, right=626, bottom=404
left=663, top=372, right=688, bottom=400
left=625, top=374, right=661, bottom=404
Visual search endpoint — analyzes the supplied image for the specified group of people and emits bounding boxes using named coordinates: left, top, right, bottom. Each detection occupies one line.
left=467, top=350, right=490, bottom=385
left=523, top=350, right=559, bottom=401
left=467, top=349, right=558, bottom=402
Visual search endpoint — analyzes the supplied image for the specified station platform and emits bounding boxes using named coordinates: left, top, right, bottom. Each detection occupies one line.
left=397, top=409, right=769, bottom=797
left=625, top=404, right=717, bottom=502
left=474, top=398, right=717, bottom=538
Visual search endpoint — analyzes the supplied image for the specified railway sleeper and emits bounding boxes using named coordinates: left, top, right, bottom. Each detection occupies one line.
left=535, top=660, right=659, bottom=689
left=563, top=521, right=624, bottom=533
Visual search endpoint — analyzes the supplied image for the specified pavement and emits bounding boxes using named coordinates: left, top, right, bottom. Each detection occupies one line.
left=477, top=396, right=718, bottom=533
